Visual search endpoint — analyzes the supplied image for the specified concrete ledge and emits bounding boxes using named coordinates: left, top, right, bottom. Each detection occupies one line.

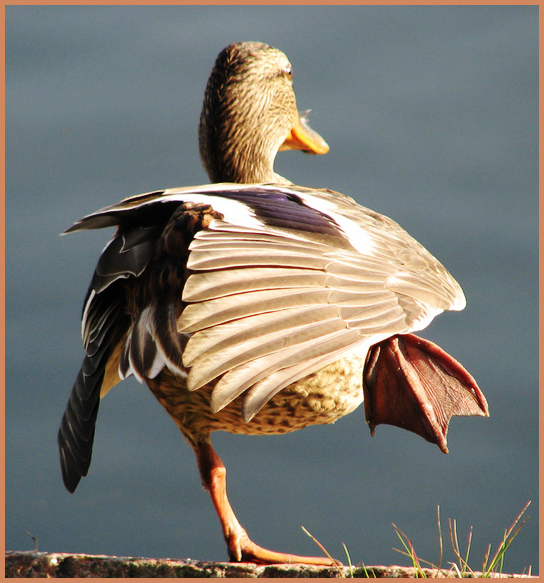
left=5, top=551, right=535, bottom=578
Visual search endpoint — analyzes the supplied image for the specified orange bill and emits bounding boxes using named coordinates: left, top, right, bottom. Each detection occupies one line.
left=280, top=111, right=329, bottom=154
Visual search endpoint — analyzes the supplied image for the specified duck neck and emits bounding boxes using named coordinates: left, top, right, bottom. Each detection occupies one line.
left=204, top=145, right=290, bottom=184
left=199, top=95, right=291, bottom=184
left=199, top=125, right=287, bottom=184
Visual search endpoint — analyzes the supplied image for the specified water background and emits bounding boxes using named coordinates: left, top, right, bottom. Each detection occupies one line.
left=6, top=5, right=538, bottom=574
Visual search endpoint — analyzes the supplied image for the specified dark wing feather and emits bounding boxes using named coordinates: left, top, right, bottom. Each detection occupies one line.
left=58, top=200, right=171, bottom=492
left=58, top=281, right=128, bottom=493
left=58, top=367, right=101, bottom=492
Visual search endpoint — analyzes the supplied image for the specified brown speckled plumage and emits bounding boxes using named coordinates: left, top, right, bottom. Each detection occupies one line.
left=147, top=352, right=366, bottom=449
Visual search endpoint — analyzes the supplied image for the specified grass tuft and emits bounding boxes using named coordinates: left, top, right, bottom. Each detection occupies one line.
left=302, top=501, right=532, bottom=578
left=392, top=500, right=532, bottom=578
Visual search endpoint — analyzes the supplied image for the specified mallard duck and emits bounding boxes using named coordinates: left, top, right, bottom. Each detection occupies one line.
left=58, top=42, right=488, bottom=565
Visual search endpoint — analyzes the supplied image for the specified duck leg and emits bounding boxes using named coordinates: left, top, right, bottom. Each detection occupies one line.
left=196, top=441, right=339, bottom=565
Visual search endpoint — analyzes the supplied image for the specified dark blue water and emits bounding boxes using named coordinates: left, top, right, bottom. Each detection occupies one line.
left=6, top=5, right=538, bottom=574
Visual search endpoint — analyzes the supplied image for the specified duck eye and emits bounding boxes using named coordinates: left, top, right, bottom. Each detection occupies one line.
left=283, top=67, right=293, bottom=79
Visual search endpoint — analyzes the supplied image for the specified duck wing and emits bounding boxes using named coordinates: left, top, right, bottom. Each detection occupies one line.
left=57, top=220, right=160, bottom=492
left=174, top=184, right=467, bottom=421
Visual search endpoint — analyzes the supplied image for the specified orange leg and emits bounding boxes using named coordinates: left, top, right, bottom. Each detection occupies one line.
left=196, top=441, right=340, bottom=565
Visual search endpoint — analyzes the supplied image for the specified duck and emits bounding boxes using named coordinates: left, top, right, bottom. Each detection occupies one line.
left=58, top=41, right=489, bottom=565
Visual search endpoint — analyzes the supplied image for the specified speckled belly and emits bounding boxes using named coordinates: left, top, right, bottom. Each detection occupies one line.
left=146, top=352, right=366, bottom=448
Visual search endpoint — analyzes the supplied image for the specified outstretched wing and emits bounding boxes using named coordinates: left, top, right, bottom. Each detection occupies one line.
left=176, top=185, right=466, bottom=421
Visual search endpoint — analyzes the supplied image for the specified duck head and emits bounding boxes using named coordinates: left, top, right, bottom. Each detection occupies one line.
left=199, top=42, right=329, bottom=184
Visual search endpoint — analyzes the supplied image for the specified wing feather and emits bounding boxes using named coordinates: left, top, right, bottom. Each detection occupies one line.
left=183, top=267, right=329, bottom=302
left=188, top=318, right=348, bottom=392
left=181, top=288, right=331, bottom=332
left=182, top=306, right=339, bottom=365
left=208, top=328, right=365, bottom=413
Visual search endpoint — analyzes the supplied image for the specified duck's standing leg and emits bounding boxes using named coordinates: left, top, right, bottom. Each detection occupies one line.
left=195, top=441, right=340, bottom=565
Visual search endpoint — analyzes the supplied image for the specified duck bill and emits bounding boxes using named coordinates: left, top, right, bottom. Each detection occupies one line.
left=280, top=113, right=329, bottom=154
